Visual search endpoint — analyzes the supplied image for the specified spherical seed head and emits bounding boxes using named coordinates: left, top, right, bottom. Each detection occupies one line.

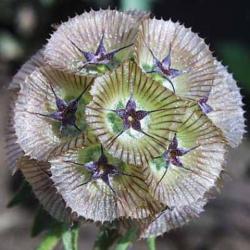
left=7, top=9, right=245, bottom=236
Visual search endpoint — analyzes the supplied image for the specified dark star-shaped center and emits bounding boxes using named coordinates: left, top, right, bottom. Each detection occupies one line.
left=66, top=145, right=142, bottom=195
left=163, top=133, right=195, bottom=167
left=115, top=97, right=149, bottom=132
left=30, top=83, right=89, bottom=133
left=145, top=44, right=182, bottom=92
left=154, top=134, right=199, bottom=189
left=70, top=33, right=133, bottom=70
left=102, top=97, right=170, bottom=148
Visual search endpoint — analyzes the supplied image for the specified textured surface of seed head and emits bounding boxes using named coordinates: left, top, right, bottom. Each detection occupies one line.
left=17, top=156, right=74, bottom=223
left=146, top=107, right=227, bottom=207
left=50, top=146, right=163, bottom=222
left=44, top=9, right=138, bottom=75
left=86, top=61, right=188, bottom=166
left=206, top=62, right=245, bottom=147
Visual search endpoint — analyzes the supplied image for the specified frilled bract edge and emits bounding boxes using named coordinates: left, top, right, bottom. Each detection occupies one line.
left=44, top=9, right=142, bottom=76
left=6, top=8, right=245, bottom=240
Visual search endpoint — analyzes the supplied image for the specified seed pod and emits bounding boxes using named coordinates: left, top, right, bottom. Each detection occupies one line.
left=49, top=145, right=163, bottom=222
left=145, top=107, right=227, bottom=208
left=135, top=18, right=218, bottom=99
left=44, top=9, right=139, bottom=76
left=14, top=66, right=94, bottom=160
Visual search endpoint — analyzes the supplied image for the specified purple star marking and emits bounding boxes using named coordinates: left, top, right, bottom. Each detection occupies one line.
left=155, top=134, right=199, bottom=189
left=198, top=97, right=213, bottom=114
left=145, top=44, right=182, bottom=92
left=65, top=145, right=143, bottom=195
left=103, top=97, right=166, bottom=148
left=29, top=83, right=90, bottom=133
left=70, top=33, right=133, bottom=70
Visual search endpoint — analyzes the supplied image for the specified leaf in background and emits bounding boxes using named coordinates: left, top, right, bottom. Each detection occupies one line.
left=0, top=31, right=23, bottom=60
left=217, top=42, right=250, bottom=90
left=114, top=227, right=138, bottom=250
left=32, top=206, right=61, bottom=237
left=36, top=224, right=64, bottom=250
left=62, top=224, right=79, bottom=250
left=146, top=237, right=156, bottom=250
left=93, top=225, right=120, bottom=250
left=120, top=0, right=153, bottom=11
left=7, top=180, right=32, bottom=207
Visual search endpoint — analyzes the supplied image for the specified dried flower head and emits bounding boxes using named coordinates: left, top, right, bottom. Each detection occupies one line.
left=6, top=9, right=245, bottom=241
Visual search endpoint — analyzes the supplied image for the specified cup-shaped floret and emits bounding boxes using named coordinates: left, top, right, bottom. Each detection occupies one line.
left=86, top=61, right=188, bottom=166
left=146, top=107, right=227, bottom=208
left=17, top=156, right=76, bottom=224
left=205, top=62, right=245, bottom=147
left=14, top=66, right=94, bottom=161
left=135, top=18, right=218, bottom=100
left=49, top=144, right=163, bottom=222
left=45, top=9, right=138, bottom=76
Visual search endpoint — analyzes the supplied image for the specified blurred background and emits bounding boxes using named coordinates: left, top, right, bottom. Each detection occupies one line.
left=0, top=0, right=249, bottom=249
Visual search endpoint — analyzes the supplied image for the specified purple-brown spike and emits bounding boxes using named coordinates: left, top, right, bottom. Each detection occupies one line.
left=198, top=97, right=213, bottom=114
left=48, top=82, right=67, bottom=112
left=155, top=134, right=200, bottom=189
left=95, top=32, right=106, bottom=56
left=105, top=97, right=167, bottom=148
left=27, top=84, right=91, bottom=133
left=69, top=39, right=95, bottom=62
left=143, top=42, right=184, bottom=93
left=66, top=145, right=144, bottom=194
left=163, top=133, right=199, bottom=167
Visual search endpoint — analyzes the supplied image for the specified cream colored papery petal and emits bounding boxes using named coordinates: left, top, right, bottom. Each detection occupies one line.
left=50, top=149, right=162, bottom=223
left=17, top=156, right=75, bottom=223
left=146, top=108, right=227, bottom=208
left=207, top=62, right=245, bottom=147
left=44, top=9, right=138, bottom=75
left=6, top=50, right=45, bottom=172
left=141, top=198, right=207, bottom=238
left=14, top=66, right=93, bottom=161
left=86, top=61, right=188, bottom=166
left=135, top=18, right=218, bottom=100
left=9, top=49, right=44, bottom=90
left=5, top=90, right=24, bottom=174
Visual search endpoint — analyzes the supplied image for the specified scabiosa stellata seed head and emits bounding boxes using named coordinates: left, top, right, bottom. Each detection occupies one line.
left=6, top=8, right=245, bottom=242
